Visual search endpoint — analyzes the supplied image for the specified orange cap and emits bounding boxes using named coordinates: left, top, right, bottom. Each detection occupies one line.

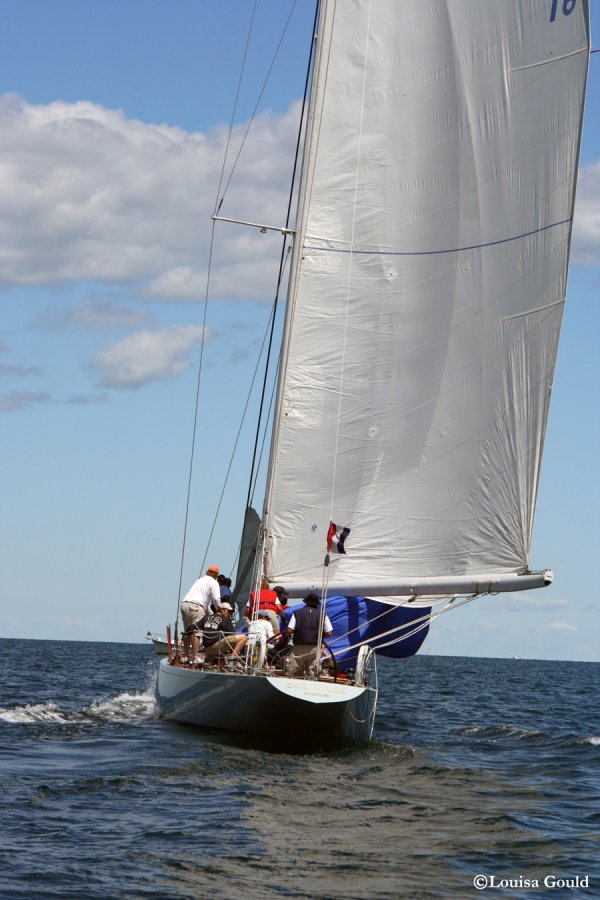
left=207, top=565, right=219, bottom=574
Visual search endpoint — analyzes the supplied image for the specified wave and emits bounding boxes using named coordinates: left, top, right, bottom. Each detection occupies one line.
left=87, top=691, right=155, bottom=722
left=457, top=723, right=544, bottom=741
left=0, top=701, right=73, bottom=725
left=457, top=723, right=600, bottom=750
left=0, top=690, right=155, bottom=726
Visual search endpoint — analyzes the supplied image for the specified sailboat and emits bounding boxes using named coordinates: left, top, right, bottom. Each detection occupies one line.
left=146, top=631, right=168, bottom=656
left=155, top=0, right=590, bottom=748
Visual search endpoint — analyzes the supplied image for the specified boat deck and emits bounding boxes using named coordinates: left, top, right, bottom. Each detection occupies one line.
left=167, top=655, right=351, bottom=686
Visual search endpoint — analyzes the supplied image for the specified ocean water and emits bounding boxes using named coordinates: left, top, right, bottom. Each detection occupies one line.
left=0, top=640, right=598, bottom=899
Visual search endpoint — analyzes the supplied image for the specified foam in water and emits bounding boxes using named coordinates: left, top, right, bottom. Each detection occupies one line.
left=0, top=701, right=71, bottom=725
left=0, top=691, right=154, bottom=726
left=89, top=691, right=155, bottom=722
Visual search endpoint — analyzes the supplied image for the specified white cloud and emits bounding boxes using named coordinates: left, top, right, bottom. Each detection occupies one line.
left=546, top=621, right=577, bottom=633
left=2, top=90, right=595, bottom=306
left=0, top=94, right=297, bottom=298
left=91, top=324, right=207, bottom=389
left=33, top=298, right=151, bottom=331
left=142, top=266, right=207, bottom=302
left=142, top=227, right=289, bottom=303
left=572, top=159, right=600, bottom=266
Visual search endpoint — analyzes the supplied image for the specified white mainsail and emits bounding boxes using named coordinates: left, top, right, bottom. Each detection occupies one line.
left=263, top=0, right=590, bottom=594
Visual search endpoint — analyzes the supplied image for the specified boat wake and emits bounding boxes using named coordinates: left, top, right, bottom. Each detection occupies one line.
left=0, top=690, right=155, bottom=726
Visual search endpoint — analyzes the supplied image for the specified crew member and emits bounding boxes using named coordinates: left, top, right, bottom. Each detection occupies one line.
left=286, top=593, right=333, bottom=677
left=180, top=565, right=222, bottom=661
left=247, top=578, right=281, bottom=617
left=201, top=602, right=246, bottom=663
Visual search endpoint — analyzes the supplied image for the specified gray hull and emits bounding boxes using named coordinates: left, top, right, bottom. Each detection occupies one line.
left=155, top=658, right=377, bottom=749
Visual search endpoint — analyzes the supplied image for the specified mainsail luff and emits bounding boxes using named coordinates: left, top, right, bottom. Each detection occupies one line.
left=263, top=0, right=590, bottom=590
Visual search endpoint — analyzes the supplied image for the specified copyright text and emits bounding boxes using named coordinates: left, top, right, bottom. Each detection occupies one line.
left=473, top=875, right=590, bottom=890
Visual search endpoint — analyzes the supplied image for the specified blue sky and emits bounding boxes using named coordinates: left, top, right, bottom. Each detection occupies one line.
left=1, top=2, right=598, bottom=661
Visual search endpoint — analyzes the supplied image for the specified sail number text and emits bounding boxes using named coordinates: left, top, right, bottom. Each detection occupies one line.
left=549, top=0, right=576, bottom=22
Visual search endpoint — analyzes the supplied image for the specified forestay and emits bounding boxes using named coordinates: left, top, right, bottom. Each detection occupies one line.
left=263, top=0, right=590, bottom=593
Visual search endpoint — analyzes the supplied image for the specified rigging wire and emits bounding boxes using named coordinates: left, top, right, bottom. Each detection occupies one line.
left=243, top=241, right=291, bottom=514
left=213, top=0, right=259, bottom=215
left=225, top=338, right=280, bottom=579
left=199, top=298, right=279, bottom=575
left=245, top=0, right=321, bottom=519
left=240, top=3, right=321, bottom=619
left=325, top=599, right=434, bottom=651
left=359, top=593, right=480, bottom=653
left=174, top=220, right=216, bottom=625
left=194, top=1, right=318, bottom=591
left=328, top=593, right=464, bottom=645
left=203, top=238, right=292, bottom=579
left=175, top=1, right=307, bottom=621
left=249, top=349, right=281, bottom=508
left=213, top=31, right=315, bottom=605
left=225, top=248, right=289, bottom=578
left=174, top=2, right=260, bottom=624
left=217, top=1, right=300, bottom=209
left=326, top=593, right=481, bottom=660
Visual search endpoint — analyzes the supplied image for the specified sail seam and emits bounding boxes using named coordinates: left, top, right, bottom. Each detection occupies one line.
left=502, top=299, right=564, bottom=321
left=327, top=0, right=373, bottom=524
left=509, top=46, right=589, bottom=73
left=318, top=0, right=373, bottom=672
left=303, top=217, right=572, bottom=257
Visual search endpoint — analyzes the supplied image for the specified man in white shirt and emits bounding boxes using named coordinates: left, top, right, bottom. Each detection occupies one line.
left=181, top=565, right=222, bottom=661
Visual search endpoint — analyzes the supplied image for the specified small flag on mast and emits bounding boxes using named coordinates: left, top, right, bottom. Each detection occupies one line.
left=327, top=522, right=350, bottom=555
